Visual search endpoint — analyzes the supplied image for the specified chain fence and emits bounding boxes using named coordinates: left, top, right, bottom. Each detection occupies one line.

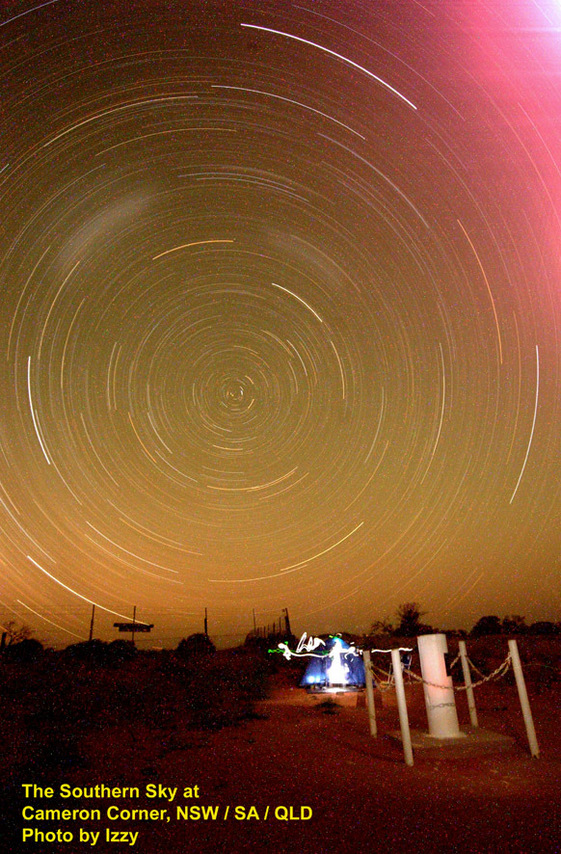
left=366, top=649, right=513, bottom=692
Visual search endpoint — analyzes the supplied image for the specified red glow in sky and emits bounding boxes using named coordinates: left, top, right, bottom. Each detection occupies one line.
left=0, top=1, right=560, bottom=647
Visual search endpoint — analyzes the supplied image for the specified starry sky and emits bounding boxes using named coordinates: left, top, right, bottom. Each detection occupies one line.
left=1, top=0, right=560, bottom=648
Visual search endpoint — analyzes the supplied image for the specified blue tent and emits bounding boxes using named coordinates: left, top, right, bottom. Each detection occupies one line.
left=299, top=635, right=365, bottom=689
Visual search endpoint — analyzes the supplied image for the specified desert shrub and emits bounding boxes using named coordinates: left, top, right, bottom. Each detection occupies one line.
left=3, top=638, right=43, bottom=662
left=64, top=639, right=110, bottom=662
left=529, top=621, right=559, bottom=636
left=107, top=639, right=138, bottom=662
left=470, top=616, right=503, bottom=637
left=176, top=633, right=216, bottom=660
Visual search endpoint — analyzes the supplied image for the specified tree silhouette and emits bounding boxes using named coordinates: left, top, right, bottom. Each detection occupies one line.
left=3, top=637, right=43, bottom=661
left=176, top=633, right=216, bottom=659
left=369, top=616, right=395, bottom=635
left=470, top=615, right=502, bottom=637
left=528, top=621, right=559, bottom=636
left=1, top=620, right=32, bottom=650
left=501, top=615, right=527, bottom=635
left=395, top=602, right=433, bottom=637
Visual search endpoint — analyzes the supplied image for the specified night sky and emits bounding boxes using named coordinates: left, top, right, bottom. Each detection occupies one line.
left=1, top=0, right=560, bottom=648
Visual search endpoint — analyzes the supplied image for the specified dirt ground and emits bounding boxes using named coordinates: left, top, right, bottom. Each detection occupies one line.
left=11, top=675, right=560, bottom=854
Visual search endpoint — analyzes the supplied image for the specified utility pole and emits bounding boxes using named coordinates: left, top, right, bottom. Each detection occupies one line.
left=89, top=605, right=95, bottom=642
left=131, top=605, right=136, bottom=647
left=284, top=607, right=292, bottom=636
left=253, top=609, right=257, bottom=634
left=204, top=607, right=208, bottom=636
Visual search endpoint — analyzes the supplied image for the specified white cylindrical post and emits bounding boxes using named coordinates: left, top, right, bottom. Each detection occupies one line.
left=391, top=648, right=414, bottom=766
left=508, top=639, right=539, bottom=758
left=363, top=650, right=377, bottom=737
left=458, top=640, right=479, bottom=728
left=417, top=633, right=462, bottom=738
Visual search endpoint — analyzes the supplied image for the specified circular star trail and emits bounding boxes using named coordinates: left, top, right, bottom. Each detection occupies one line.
left=0, top=0, right=560, bottom=646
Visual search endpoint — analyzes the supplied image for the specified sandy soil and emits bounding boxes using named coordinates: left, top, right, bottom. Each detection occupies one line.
left=12, top=677, right=560, bottom=854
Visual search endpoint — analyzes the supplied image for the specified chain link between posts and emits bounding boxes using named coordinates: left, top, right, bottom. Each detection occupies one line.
left=368, top=660, right=396, bottom=692
left=366, top=650, right=513, bottom=692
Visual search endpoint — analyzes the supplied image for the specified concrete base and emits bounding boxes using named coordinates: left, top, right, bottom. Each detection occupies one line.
left=389, top=727, right=515, bottom=753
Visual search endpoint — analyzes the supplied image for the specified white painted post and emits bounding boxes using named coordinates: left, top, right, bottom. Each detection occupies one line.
left=391, top=648, right=414, bottom=766
left=363, top=650, right=377, bottom=737
left=458, top=640, right=479, bottom=728
left=417, top=633, right=462, bottom=738
left=508, top=639, right=539, bottom=758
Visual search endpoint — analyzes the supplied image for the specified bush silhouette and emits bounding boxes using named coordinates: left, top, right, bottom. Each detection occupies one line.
left=176, top=633, right=216, bottom=659
left=3, top=638, right=43, bottom=662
